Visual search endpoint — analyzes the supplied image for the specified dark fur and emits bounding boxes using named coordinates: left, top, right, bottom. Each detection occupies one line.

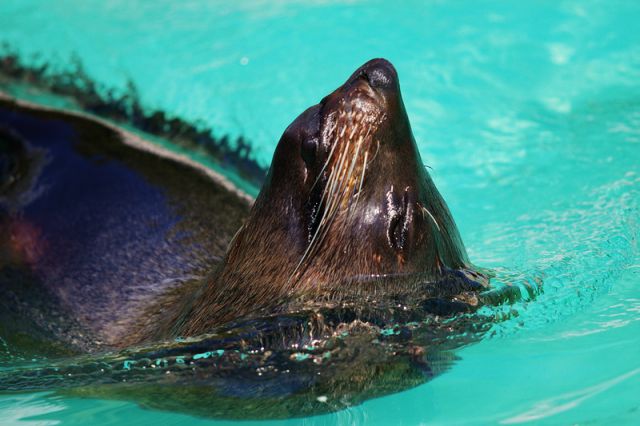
left=0, top=60, right=521, bottom=420
left=176, top=59, right=487, bottom=337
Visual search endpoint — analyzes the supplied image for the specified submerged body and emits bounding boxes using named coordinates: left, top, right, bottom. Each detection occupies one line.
left=0, top=60, right=525, bottom=418
left=0, top=95, right=249, bottom=354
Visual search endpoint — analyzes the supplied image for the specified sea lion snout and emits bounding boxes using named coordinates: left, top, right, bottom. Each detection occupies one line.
left=351, top=58, right=399, bottom=92
left=286, top=59, right=401, bottom=179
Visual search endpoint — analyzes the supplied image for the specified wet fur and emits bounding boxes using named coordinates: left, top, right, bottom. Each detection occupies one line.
left=0, top=60, right=488, bottom=352
left=0, top=61, right=518, bottom=420
left=175, top=59, right=487, bottom=337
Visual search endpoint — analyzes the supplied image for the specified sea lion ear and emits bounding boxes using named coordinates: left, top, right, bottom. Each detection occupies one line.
left=269, top=105, right=321, bottom=178
left=281, top=105, right=320, bottom=143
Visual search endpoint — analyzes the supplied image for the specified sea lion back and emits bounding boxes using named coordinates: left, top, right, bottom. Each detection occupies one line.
left=0, top=99, right=250, bottom=353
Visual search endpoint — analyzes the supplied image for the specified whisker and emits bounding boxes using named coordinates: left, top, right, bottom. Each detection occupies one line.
left=346, top=134, right=365, bottom=216
left=291, top=128, right=351, bottom=279
left=310, top=120, right=340, bottom=191
left=304, top=132, right=356, bottom=267
left=320, top=145, right=347, bottom=213
left=351, top=149, right=368, bottom=214
left=421, top=204, right=441, bottom=232
left=370, top=138, right=381, bottom=163
left=288, top=107, right=380, bottom=284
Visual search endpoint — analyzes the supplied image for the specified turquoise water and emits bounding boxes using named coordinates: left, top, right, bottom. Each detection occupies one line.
left=1, top=0, right=639, bottom=424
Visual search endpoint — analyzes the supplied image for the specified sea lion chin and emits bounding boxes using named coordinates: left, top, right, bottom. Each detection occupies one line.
left=179, top=58, right=488, bottom=336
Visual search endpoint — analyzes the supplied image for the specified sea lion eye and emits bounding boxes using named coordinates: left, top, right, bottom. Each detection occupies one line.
left=301, top=136, right=318, bottom=167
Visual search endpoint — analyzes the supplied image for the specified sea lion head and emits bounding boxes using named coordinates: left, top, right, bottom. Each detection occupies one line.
left=249, top=58, right=468, bottom=280
left=186, top=59, right=474, bottom=332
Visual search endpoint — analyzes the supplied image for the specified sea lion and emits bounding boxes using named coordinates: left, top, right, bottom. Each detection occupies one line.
left=0, top=60, right=532, bottom=419
left=166, top=58, right=487, bottom=339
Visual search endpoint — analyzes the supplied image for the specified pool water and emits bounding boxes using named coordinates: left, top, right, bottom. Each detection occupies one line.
left=1, top=1, right=639, bottom=424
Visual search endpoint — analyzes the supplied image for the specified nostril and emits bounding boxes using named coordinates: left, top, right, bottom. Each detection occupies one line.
left=358, top=58, right=398, bottom=91
left=367, top=67, right=393, bottom=89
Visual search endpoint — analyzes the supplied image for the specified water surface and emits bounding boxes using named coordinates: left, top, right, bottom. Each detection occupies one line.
left=1, top=1, right=639, bottom=424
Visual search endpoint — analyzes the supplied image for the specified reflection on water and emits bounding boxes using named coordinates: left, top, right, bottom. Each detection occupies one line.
left=501, top=367, right=640, bottom=424
left=0, top=393, right=64, bottom=426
